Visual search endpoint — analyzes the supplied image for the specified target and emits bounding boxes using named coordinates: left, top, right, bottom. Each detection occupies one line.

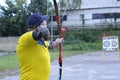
left=102, top=36, right=119, bottom=52
left=112, top=40, right=117, bottom=47
left=103, top=41, right=110, bottom=47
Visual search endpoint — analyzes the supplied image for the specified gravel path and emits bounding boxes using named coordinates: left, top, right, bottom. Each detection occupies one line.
left=0, top=51, right=120, bottom=80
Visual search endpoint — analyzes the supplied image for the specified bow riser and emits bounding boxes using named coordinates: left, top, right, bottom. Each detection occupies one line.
left=53, top=0, right=63, bottom=80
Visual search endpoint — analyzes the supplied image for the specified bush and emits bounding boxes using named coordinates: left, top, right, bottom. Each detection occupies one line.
left=61, top=27, right=120, bottom=50
left=65, top=29, right=102, bottom=43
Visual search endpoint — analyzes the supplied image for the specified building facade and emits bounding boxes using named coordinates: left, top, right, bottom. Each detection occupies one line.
left=49, top=0, right=120, bottom=28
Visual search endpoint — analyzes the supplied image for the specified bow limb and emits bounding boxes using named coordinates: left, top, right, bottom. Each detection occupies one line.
left=53, top=0, right=62, bottom=80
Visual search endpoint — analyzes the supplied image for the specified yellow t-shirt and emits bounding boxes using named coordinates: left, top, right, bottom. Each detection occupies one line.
left=16, top=31, right=50, bottom=80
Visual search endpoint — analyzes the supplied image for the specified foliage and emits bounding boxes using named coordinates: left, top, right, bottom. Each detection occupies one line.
left=62, top=27, right=120, bottom=50
left=66, top=0, right=82, bottom=10
left=47, top=1, right=53, bottom=14
left=60, top=0, right=66, bottom=9
left=0, top=0, right=49, bottom=36
left=65, top=29, right=102, bottom=43
left=0, top=0, right=30, bottom=36
left=0, top=0, right=83, bottom=36
left=29, top=0, right=47, bottom=14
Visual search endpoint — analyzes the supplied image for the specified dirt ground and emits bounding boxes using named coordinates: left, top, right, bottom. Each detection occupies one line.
left=0, top=51, right=120, bottom=80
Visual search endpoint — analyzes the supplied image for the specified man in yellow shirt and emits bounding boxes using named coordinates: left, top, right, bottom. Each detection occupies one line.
left=16, top=13, right=63, bottom=80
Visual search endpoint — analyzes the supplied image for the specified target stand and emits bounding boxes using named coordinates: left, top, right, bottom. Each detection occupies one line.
left=102, top=36, right=120, bottom=61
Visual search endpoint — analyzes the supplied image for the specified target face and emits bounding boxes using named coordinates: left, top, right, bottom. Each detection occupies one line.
left=102, top=36, right=119, bottom=52
left=111, top=40, right=117, bottom=47
left=103, top=41, right=110, bottom=47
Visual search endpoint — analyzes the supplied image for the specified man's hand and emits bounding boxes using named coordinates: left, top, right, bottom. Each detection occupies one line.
left=49, top=38, right=64, bottom=49
left=55, top=38, right=64, bottom=45
left=33, top=27, right=50, bottom=41
left=42, top=28, right=50, bottom=41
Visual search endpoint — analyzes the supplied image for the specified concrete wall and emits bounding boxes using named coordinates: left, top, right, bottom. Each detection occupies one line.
left=0, top=37, right=19, bottom=51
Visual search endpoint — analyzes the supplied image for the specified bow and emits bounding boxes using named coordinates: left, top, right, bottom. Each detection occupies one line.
left=53, top=0, right=63, bottom=80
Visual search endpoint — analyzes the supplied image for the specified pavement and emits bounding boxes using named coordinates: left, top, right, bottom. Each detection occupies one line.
left=0, top=51, right=120, bottom=80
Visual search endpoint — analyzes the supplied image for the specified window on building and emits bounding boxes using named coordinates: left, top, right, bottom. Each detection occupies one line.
left=92, top=13, right=120, bottom=19
left=61, top=15, right=67, bottom=21
left=93, top=14, right=104, bottom=19
left=49, top=15, right=67, bottom=21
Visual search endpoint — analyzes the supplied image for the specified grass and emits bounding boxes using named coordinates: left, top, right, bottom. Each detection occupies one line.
left=50, top=49, right=92, bottom=61
left=0, top=50, right=93, bottom=71
left=0, top=54, right=19, bottom=71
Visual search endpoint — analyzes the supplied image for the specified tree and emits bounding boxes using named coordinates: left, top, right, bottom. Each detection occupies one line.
left=64, top=0, right=82, bottom=10
left=0, top=0, right=50, bottom=36
left=73, top=0, right=82, bottom=9
left=29, top=0, right=47, bottom=14
left=60, top=0, right=66, bottom=9
left=47, top=0, right=53, bottom=15
left=0, top=0, right=29, bottom=36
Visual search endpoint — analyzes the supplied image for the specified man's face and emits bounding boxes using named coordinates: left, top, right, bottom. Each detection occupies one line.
left=40, top=21, right=47, bottom=28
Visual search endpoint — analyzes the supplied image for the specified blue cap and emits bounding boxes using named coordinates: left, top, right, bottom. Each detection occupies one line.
left=27, top=13, right=48, bottom=28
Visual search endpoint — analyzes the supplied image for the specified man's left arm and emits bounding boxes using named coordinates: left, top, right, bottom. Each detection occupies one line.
left=49, top=38, right=63, bottom=49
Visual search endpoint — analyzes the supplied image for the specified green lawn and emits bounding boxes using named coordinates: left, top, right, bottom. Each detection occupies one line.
left=50, top=50, right=90, bottom=61
left=0, top=50, right=93, bottom=71
left=0, top=54, right=19, bottom=71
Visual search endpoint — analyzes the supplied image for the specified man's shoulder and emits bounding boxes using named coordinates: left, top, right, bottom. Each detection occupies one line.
left=21, top=31, right=32, bottom=38
left=18, top=31, right=36, bottom=46
left=18, top=31, right=32, bottom=41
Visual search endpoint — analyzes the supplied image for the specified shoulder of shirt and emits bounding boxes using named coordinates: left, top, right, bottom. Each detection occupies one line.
left=21, top=31, right=33, bottom=37
left=18, top=31, right=33, bottom=40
